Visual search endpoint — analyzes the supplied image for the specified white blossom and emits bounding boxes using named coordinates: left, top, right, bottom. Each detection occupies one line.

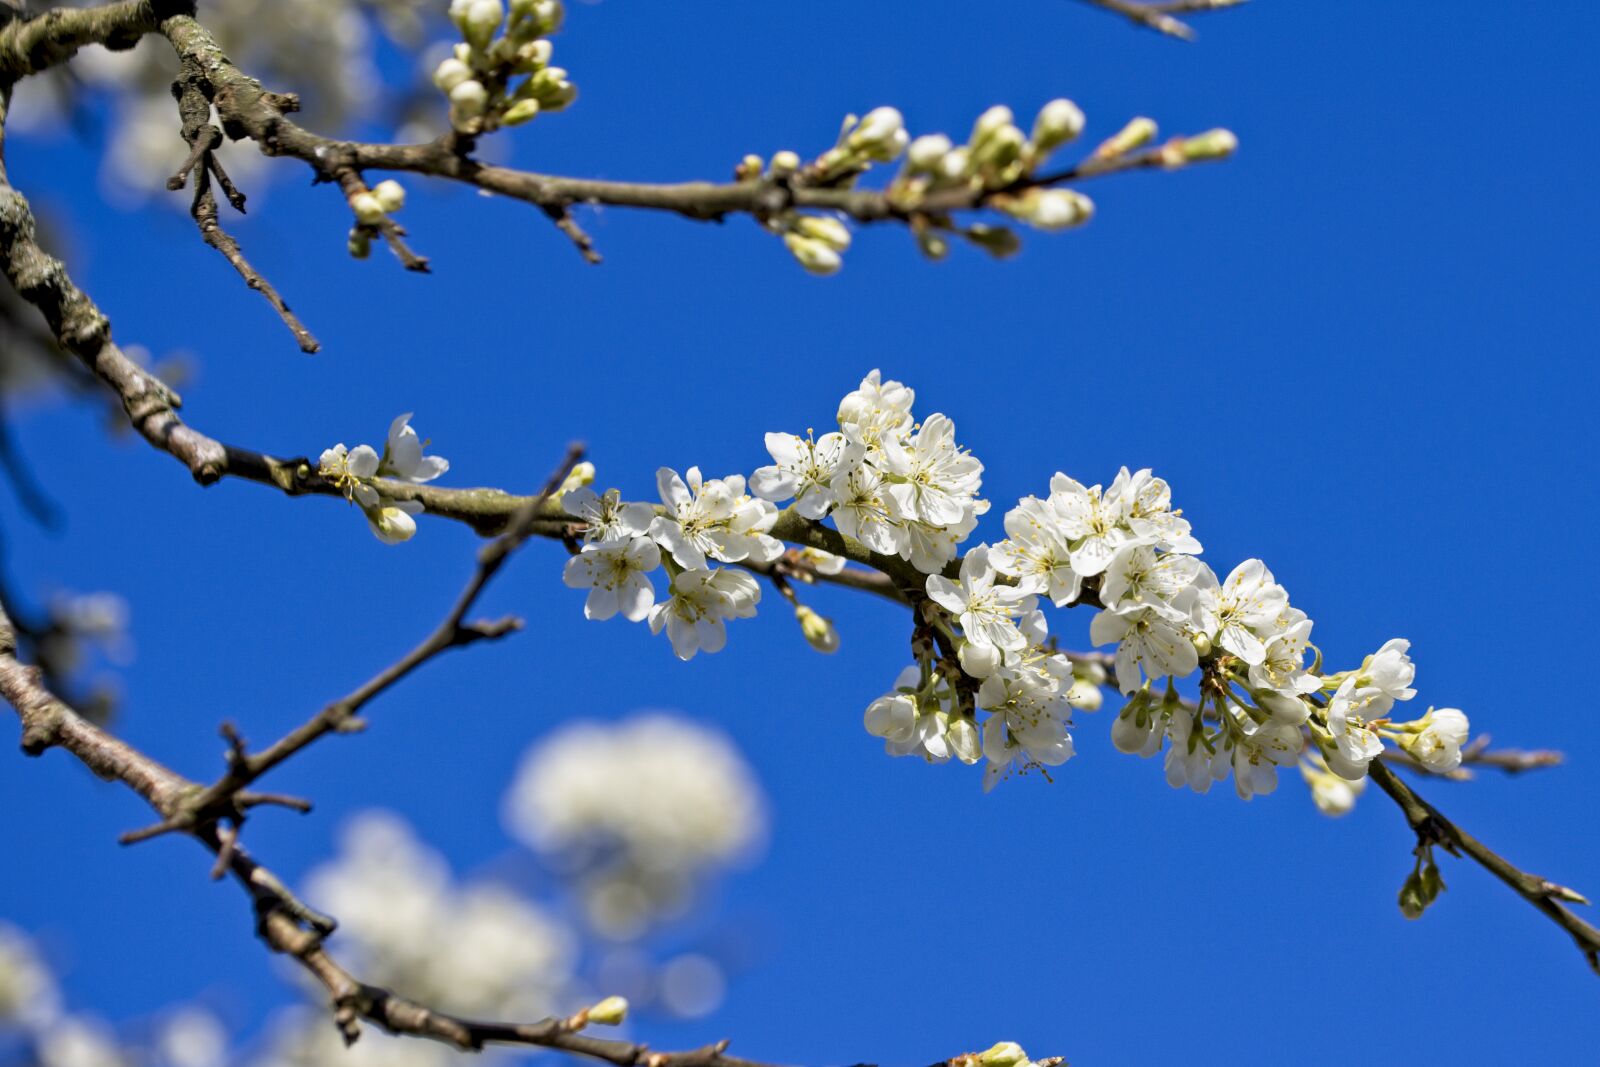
left=0, top=922, right=58, bottom=1026
left=926, top=546, right=1036, bottom=652
left=748, top=431, right=863, bottom=518
left=878, top=413, right=984, bottom=527
left=990, top=495, right=1080, bottom=606
left=1247, top=618, right=1319, bottom=697
left=1090, top=604, right=1199, bottom=694
left=561, top=486, right=655, bottom=545
left=649, top=467, right=780, bottom=569
left=1350, top=637, right=1417, bottom=714
left=1191, top=559, right=1289, bottom=666
left=1108, top=466, right=1200, bottom=554
left=1402, top=707, right=1470, bottom=773
left=836, top=369, right=913, bottom=454
left=1324, top=674, right=1387, bottom=777
left=829, top=462, right=907, bottom=556
left=647, top=567, right=760, bottom=660
left=1097, top=544, right=1202, bottom=621
left=563, top=537, right=660, bottom=621
left=1047, top=473, right=1126, bottom=578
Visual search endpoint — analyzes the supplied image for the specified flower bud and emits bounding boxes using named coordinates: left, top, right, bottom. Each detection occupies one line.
left=971, top=124, right=1025, bottom=174
left=735, top=154, right=765, bottom=181
left=514, top=38, right=553, bottom=71
left=1031, top=98, right=1085, bottom=154
left=1173, top=127, right=1238, bottom=165
left=346, top=228, right=371, bottom=259
left=793, top=215, right=851, bottom=251
left=848, top=106, right=907, bottom=160
left=586, top=996, right=628, bottom=1026
left=501, top=98, right=541, bottom=126
left=970, top=105, right=1015, bottom=148
left=371, top=180, right=406, bottom=213
left=962, top=224, right=1020, bottom=259
left=906, top=133, right=952, bottom=173
left=782, top=233, right=842, bottom=275
left=864, top=693, right=917, bottom=743
left=978, top=1042, right=1029, bottom=1067
left=448, top=0, right=475, bottom=30
left=939, top=147, right=971, bottom=182
left=915, top=228, right=949, bottom=261
left=557, top=461, right=595, bottom=499
left=795, top=605, right=840, bottom=654
left=365, top=505, right=419, bottom=545
left=532, top=0, right=564, bottom=34
left=1067, top=677, right=1103, bottom=711
left=463, top=0, right=504, bottom=51
left=958, top=639, right=1002, bottom=679
left=948, top=717, right=981, bottom=764
left=1003, top=188, right=1092, bottom=231
left=769, top=150, right=800, bottom=178
left=1093, top=116, right=1158, bottom=160
left=433, top=57, right=474, bottom=93
left=450, top=79, right=489, bottom=118
left=349, top=192, right=385, bottom=225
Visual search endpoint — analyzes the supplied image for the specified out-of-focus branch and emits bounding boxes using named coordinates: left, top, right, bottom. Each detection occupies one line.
left=1381, top=734, right=1564, bottom=782
left=0, top=0, right=163, bottom=79
left=1075, top=0, right=1246, bottom=40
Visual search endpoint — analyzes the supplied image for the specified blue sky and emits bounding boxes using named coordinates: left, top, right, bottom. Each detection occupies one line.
left=3, top=1, right=1600, bottom=1064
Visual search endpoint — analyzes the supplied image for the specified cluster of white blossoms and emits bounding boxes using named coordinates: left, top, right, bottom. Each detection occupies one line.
left=318, top=413, right=448, bottom=543
left=436, top=0, right=575, bottom=133
left=305, top=811, right=576, bottom=1019
left=734, top=101, right=1237, bottom=273
left=504, top=715, right=766, bottom=938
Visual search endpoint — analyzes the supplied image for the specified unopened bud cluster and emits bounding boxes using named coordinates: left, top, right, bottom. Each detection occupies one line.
left=345, top=179, right=406, bottom=258
left=737, top=99, right=1233, bottom=274
left=436, top=0, right=576, bottom=134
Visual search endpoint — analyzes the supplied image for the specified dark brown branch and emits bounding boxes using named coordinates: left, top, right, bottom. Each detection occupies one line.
left=168, top=55, right=319, bottom=352
left=0, top=549, right=815, bottom=1066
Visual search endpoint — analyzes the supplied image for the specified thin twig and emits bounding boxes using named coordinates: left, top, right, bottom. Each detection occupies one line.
left=1074, top=0, right=1246, bottom=40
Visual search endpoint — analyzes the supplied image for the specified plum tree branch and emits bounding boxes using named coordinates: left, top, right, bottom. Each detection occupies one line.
left=0, top=595, right=819, bottom=1064
left=1074, top=0, right=1246, bottom=40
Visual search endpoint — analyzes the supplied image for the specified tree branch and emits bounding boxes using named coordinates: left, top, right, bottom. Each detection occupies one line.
left=1364, top=749, right=1600, bottom=974
left=0, top=0, right=166, bottom=80
left=1074, top=0, right=1246, bottom=40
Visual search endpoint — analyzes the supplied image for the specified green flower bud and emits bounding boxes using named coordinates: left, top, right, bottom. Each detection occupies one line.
left=962, top=224, right=1020, bottom=259
left=915, top=228, right=950, bottom=261
left=346, top=228, right=371, bottom=259
left=501, top=98, right=541, bottom=126
left=969, top=105, right=1015, bottom=148
left=586, top=996, right=628, bottom=1026
left=1174, top=127, right=1238, bottom=164
left=1094, top=116, right=1158, bottom=160
left=783, top=233, right=842, bottom=275
left=795, top=605, right=840, bottom=654
left=1031, top=98, right=1085, bottom=155
left=978, top=1042, right=1029, bottom=1067
left=792, top=215, right=851, bottom=251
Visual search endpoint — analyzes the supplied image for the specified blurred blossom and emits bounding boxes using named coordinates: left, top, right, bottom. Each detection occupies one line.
left=304, top=812, right=574, bottom=1019
left=254, top=1008, right=454, bottom=1067
left=0, top=922, right=59, bottom=1027
left=657, top=954, right=725, bottom=1020
left=503, top=714, right=766, bottom=937
left=156, top=1009, right=229, bottom=1067
left=36, top=1017, right=127, bottom=1067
